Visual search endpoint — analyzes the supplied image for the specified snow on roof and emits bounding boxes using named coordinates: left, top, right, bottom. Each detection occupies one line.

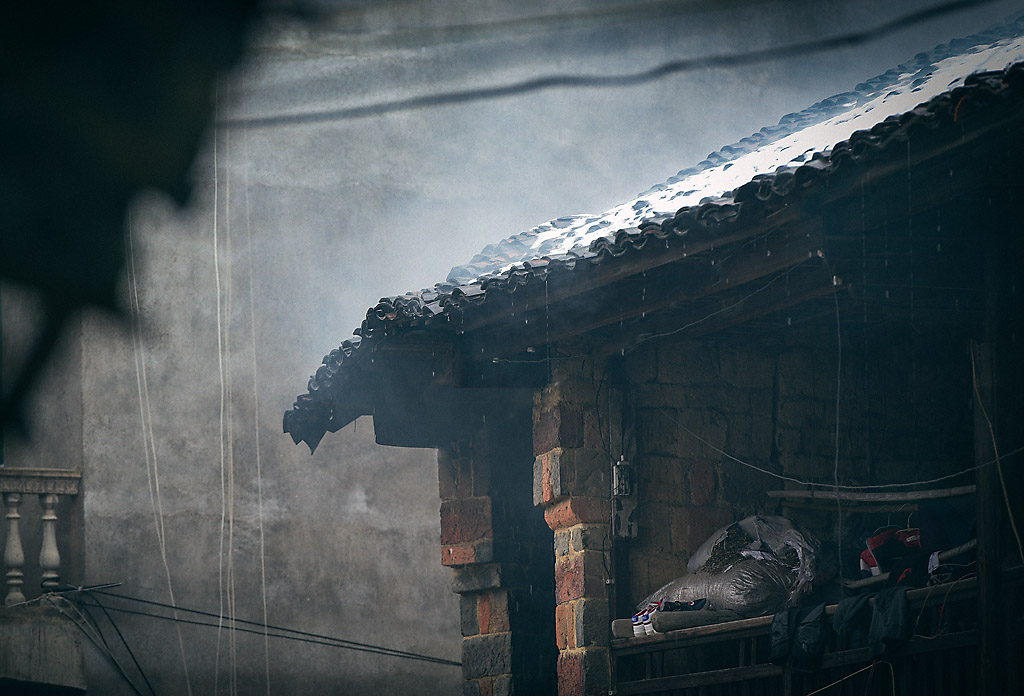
left=445, top=17, right=1024, bottom=286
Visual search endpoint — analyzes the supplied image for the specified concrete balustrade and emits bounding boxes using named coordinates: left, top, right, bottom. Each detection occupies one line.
left=0, top=469, right=81, bottom=606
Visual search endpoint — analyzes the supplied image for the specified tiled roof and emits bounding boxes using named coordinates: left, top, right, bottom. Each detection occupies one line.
left=285, top=17, right=1024, bottom=452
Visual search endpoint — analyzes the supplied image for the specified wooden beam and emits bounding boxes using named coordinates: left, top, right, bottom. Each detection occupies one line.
left=598, top=261, right=832, bottom=356
left=455, top=209, right=805, bottom=334
left=779, top=501, right=918, bottom=513
left=766, top=484, right=975, bottom=502
left=471, top=220, right=825, bottom=358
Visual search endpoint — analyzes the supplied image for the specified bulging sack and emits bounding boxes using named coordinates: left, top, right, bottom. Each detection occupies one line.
left=637, top=515, right=818, bottom=619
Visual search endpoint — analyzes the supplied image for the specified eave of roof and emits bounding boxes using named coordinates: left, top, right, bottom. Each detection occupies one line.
left=284, top=22, right=1024, bottom=453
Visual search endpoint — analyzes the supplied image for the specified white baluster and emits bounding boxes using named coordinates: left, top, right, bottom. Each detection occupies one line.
left=3, top=492, right=26, bottom=605
left=39, top=493, right=61, bottom=592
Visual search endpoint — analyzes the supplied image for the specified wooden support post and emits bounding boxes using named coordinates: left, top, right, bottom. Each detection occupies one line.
left=973, top=340, right=1006, bottom=696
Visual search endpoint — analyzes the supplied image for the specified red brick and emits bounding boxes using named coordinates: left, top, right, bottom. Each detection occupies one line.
left=555, top=602, right=575, bottom=650
left=478, top=593, right=492, bottom=635
left=541, top=451, right=554, bottom=503
left=556, top=648, right=610, bottom=696
left=555, top=552, right=608, bottom=603
left=534, top=403, right=584, bottom=455
left=479, top=677, right=493, bottom=696
left=440, top=497, right=493, bottom=545
left=555, top=555, right=583, bottom=603
left=544, top=497, right=607, bottom=531
left=557, top=650, right=584, bottom=695
left=489, top=591, right=510, bottom=633
left=441, top=539, right=493, bottom=567
left=442, top=544, right=475, bottom=567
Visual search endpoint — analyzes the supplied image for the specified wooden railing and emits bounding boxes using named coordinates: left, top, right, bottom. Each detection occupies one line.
left=612, top=571, right=1024, bottom=696
left=0, top=468, right=81, bottom=606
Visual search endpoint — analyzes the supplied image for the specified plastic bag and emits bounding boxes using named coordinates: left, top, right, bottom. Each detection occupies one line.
left=686, top=515, right=817, bottom=603
left=639, top=558, right=794, bottom=618
left=637, top=515, right=818, bottom=617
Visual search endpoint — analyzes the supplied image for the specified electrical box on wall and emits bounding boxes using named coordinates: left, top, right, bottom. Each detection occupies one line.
left=612, top=456, right=638, bottom=538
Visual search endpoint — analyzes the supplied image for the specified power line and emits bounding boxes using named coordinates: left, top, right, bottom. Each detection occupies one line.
left=282, top=0, right=762, bottom=49
left=223, top=0, right=998, bottom=129
left=660, top=403, right=1024, bottom=491
left=50, top=598, right=151, bottom=696
left=78, top=595, right=158, bottom=696
left=86, top=590, right=461, bottom=668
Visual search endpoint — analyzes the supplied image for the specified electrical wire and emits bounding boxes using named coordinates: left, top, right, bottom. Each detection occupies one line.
left=622, top=265, right=805, bottom=355
left=223, top=89, right=239, bottom=696
left=48, top=597, right=149, bottom=696
left=803, top=661, right=875, bottom=696
left=126, top=209, right=194, bottom=696
left=970, top=343, right=1024, bottom=564
left=85, top=590, right=462, bottom=667
left=242, top=122, right=273, bottom=696
left=212, top=84, right=229, bottom=696
left=222, top=0, right=999, bottom=128
left=77, top=595, right=158, bottom=696
left=830, top=267, right=844, bottom=582
left=659, top=402, right=1024, bottom=490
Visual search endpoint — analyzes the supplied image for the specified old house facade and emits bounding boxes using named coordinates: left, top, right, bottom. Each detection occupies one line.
left=286, top=23, right=1024, bottom=696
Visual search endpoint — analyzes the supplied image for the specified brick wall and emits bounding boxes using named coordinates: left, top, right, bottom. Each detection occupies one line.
left=532, top=352, right=616, bottom=696
left=622, top=316, right=974, bottom=606
left=440, top=315, right=975, bottom=695
left=438, top=406, right=556, bottom=696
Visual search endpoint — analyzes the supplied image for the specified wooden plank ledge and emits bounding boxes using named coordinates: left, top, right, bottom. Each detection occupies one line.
left=766, top=485, right=975, bottom=502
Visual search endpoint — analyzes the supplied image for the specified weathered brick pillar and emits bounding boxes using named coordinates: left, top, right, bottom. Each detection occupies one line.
left=533, top=371, right=614, bottom=696
left=439, top=415, right=556, bottom=696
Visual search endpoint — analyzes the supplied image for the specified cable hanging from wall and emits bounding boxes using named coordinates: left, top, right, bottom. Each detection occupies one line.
left=242, top=121, right=274, bottom=696
left=49, top=588, right=464, bottom=668
left=126, top=208, right=194, bottom=696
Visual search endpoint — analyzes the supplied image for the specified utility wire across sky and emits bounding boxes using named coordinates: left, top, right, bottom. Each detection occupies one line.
left=223, top=0, right=999, bottom=128
left=84, top=589, right=462, bottom=668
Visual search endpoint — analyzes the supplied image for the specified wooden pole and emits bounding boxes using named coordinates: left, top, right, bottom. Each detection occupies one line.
left=973, top=340, right=1005, bottom=695
left=766, top=485, right=975, bottom=502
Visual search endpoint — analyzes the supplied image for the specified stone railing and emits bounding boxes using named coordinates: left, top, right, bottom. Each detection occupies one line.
left=0, top=468, right=81, bottom=606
